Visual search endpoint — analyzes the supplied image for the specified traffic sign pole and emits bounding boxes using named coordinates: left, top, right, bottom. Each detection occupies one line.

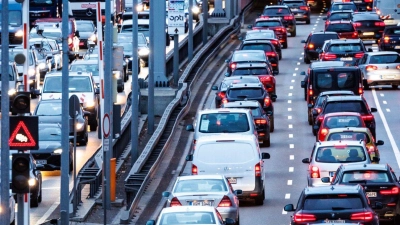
left=131, top=0, right=139, bottom=166
left=168, top=0, right=185, bottom=86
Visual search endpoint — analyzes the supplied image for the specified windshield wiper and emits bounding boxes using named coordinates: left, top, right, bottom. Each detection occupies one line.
left=332, top=207, right=352, bottom=210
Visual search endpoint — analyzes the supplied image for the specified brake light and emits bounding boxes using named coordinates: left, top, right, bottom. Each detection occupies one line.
left=264, top=97, right=271, bottom=106
left=396, top=65, right=400, bottom=70
left=319, top=128, right=328, bottom=141
left=308, top=43, right=314, bottom=49
left=365, top=0, right=373, bottom=2
left=270, top=40, right=279, bottom=45
left=275, top=27, right=286, bottom=32
left=352, top=31, right=359, bottom=38
left=222, top=98, right=228, bottom=104
left=259, top=76, right=271, bottom=82
left=355, top=52, right=364, bottom=58
left=218, top=92, right=226, bottom=99
left=334, top=144, right=347, bottom=149
left=316, top=108, right=321, bottom=113
left=192, top=164, right=198, bottom=175
left=260, top=15, right=269, bottom=19
left=266, top=52, right=276, bottom=57
left=318, top=116, right=323, bottom=122
left=384, top=36, right=390, bottom=44
left=323, top=53, right=337, bottom=60
left=255, top=163, right=261, bottom=177
left=310, top=166, right=320, bottom=178
left=300, top=6, right=309, bottom=10
left=308, top=85, right=313, bottom=96
left=230, top=63, right=237, bottom=69
left=368, top=145, right=375, bottom=153
left=362, top=115, right=374, bottom=121
left=353, top=22, right=362, bottom=27
left=351, top=212, right=373, bottom=221
left=380, top=187, right=399, bottom=195
left=294, top=213, right=316, bottom=222
left=255, top=119, right=267, bottom=124
left=366, top=65, right=378, bottom=71
left=359, top=86, right=363, bottom=95
left=218, top=196, right=232, bottom=207
left=284, top=15, right=293, bottom=20
left=388, top=203, right=397, bottom=206
left=375, top=21, right=385, bottom=26
left=170, top=197, right=182, bottom=207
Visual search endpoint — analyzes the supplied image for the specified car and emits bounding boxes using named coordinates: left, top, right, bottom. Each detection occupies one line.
left=75, top=20, right=97, bottom=49
left=226, top=63, right=277, bottom=97
left=31, top=123, right=74, bottom=172
left=29, top=36, right=63, bottom=70
left=301, top=31, right=340, bottom=64
left=351, top=0, right=373, bottom=11
left=238, top=40, right=280, bottom=74
left=261, top=5, right=297, bottom=36
left=307, top=90, right=355, bottom=125
left=323, top=10, right=354, bottom=28
left=324, top=20, right=359, bottom=39
left=378, top=26, right=400, bottom=53
left=38, top=71, right=99, bottom=131
left=33, top=99, right=89, bottom=145
left=324, top=127, right=384, bottom=161
left=222, top=101, right=272, bottom=146
left=282, top=0, right=311, bottom=24
left=222, top=83, right=275, bottom=131
left=162, top=175, right=241, bottom=224
left=284, top=185, right=380, bottom=225
left=327, top=2, right=358, bottom=17
left=314, top=95, right=377, bottom=138
left=351, top=12, right=385, bottom=44
left=318, top=39, right=368, bottom=66
left=357, top=51, right=400, bottom=89
left=2, top=189, right=16, bottom=225
left=146, top=206, right=236, bottom=225
left=0, top=62, right=20, bottom=113
left=70, top=59, right=100, bottom=87
left=314, top=112, right=367, bottom=139
left=243, top=30, right=283, bottom=57
left=302, top=141, right=376, bottom=187
left=119, top=18, right=170, bottom=46
left=322, top=164, right=400, bottom=223
left=248, top=17, right=288, bottom=49
left=225, top=50, right=269, bottom=75
left=118, top=32, right=149, bottom=66
left=186, top=134, right=271, bottom=205
left=211, top=76, right=263, bottom=108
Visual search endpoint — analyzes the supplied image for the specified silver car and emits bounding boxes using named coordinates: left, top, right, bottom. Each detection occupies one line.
left=162, top=175, right=241, bottom=223
left=358, top=51, right=400, bottom=89
left=302, top=141, right=372, bottom=187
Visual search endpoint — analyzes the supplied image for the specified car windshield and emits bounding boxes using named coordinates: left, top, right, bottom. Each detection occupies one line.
left=303, top=194, right=363, bottom=210
left=316, top=146, right=366, bottom=163
left=263, top=8, right=291, bottom=15
left=70, top=64, right=99, bottom=76
left=369, top=54, right=400, bottom=64
left=38, top=127, right=62, bottom=141
left=254, top=21, right=281, bottom=27
left=118, top=34, right=147, bottom=45
left=0, top=11, right=22, bottom=25
left=323, top=115, right=363, bottom=129
left=329, top=12, right=352, bottom=20
left=76, top=22, right=95, bottom=32
left=199, top=113, right=249, bottom=133
left=327, top=131, right=370, bottom=142
left=232, top=52, right=266, bottom=62
left=35, top=102, right=62, bottom=116
left=283, top=0, right=305, bottom=6
left=174, top=179, right=227, bottom=193
left=250, top=107, right=262, bottom=116
left=324, top=101, right=368, bottom=114
left=331, top=4, right=357, bottom=11
left=342, top=170, right=390, bottom=183
left=245, top=32, right=275, bottom=40
left=326, top=23, right=355, bottom=32
left=232, top=68, right=269, bottom=75
left=159, top=212, right=216, bottom=225
left=241, top=44, right=273, bottom=52
left=43, top=76, right=93, bottom=93
left=228, top=88, right=263, bottom=98
left=310, top=34, right=340, bottom=46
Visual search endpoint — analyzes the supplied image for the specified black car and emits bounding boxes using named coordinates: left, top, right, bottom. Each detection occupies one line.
left=75, top=20, right=97, bottom=49
left=351, top=0, right=373, bottom=11
left=318, top=39, right=368, bottom=66
left=31, top=124, right=73, bottom=172
left=323, top=10, right=354, bottom=27
left=284, top=185, right=380, bottom=225
left=238, top=40, right=280, bottom=74
left=33, top=99, right=89, bottom=146
left=117, top=32, right=149, bottom=67
left=322, top=164, right=400, bottom=224
left=243, top=30, right=283, bottom=56
left=261, top=5, right=297, bottom=36
left=379, top=26, right=400, bottom=53
left=351, top=12, right=385, bottom=44
left=225, top=50, right=269, bottom=75
left=281, top=0, right=310, bottom=24
left=301, top=31, right=340, bottom=64
left=327, top=2, right=358, bottom=17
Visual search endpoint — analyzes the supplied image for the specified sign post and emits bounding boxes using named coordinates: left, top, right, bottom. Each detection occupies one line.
left=168, top=0, right=185, bottom=86
left=69, top=95, right=80, bottom=216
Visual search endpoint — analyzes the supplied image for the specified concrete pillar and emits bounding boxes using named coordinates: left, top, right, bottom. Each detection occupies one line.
left=211, top=0, right=225, bottom=17
left=226, top=0, right=233, bottom=19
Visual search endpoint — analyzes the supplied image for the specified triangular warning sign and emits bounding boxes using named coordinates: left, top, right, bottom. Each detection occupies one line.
left=9, top=121, right=37, bottom=147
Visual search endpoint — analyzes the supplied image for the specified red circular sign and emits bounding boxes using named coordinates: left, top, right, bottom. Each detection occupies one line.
left=102, top=114, right=110, bottom=138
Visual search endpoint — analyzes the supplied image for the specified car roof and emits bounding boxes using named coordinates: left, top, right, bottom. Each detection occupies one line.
left=328, top=20, right=353, bottom=24
left=246, top=30, right=275, bottom=34
left=38, top=123, right=62, bottom=128
left=233, top=50, right=265, bottom=54
left=309, top=31, right=339, bottom=36
left=223, top=100, right=261, bottom=108
left=235, top=62, right=269, bottom=68
left=319, top=90, right=355, bottom=96
left=323, top=112, right=362, bottom=117
left=330, top=10, right=354, bottom=13
left=222, top=76, right=261, bottom=84
left=161, top=206, right=216, bottom=213
left=264, top=5, right=290, bottom=9
left=339, top=163, right=388, bottom=172
left=316, top=140, right=365, bottom=147
left=304, top=184, right=362, bottom=195
left=38, top=99, right=62, bottom=103
left=310, top=61, right=346, bottom=68
left=255, top=17, right=281, bottom=22
left=177, top=175, right=226, bottom=181
left=76, top=20, right=94, bottom=24
left=366, top=51, right=399, bottom=56
left=328, top=39, right=362, bottom=44
left=45, top=71, right=92, bottom=77
left=332, top=2, right=356, bottom=5
left=242, top=40, right=273, bottom=45
left=71, top=60, right=98, bottom=65
left=326, top=95, right=363, bottom=102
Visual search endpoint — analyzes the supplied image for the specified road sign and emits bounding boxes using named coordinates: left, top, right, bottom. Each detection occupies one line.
left=9, top=116, right=39, bottom=150
left=103, top=113, right=110, bottom=138
left=168, top=0, right=185, bottom=35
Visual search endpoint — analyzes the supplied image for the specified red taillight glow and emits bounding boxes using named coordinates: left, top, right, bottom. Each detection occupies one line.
left=192, top=164, right=198, bottom=175
left=170, top=197, right=182, bottom=207
left=359, top=84, right=363, bottom=95
left=355, top=52, right=364, bottom=58
left=353, top=22, right=362, bottom=27
left=384, top=36, right=390, bottom=44
left=284, top=15, right=294, bottom=20
left=308, top=89, right=313, bottom=96
left=351, top=212, right=373, bottom=221
left=352, top=31, right=359, bottom=38
left=323, top=53, right=337, bottom=60
left=218, top=196, right=232, bottom=207
left=255, top=163, right=261, bottom=177
left=230, top=63, right=237, bottom=69
left=310, top=166, right=320, bottom=178
left=300, top=6, right=309, bottom=10
left=294, top=213, right=316, bottom=222
left=367, top=145, right=375, bottom=153
left=222, top=98, right=228, bottom=104
left=396, top=65, right=400, bottom=70
left=375, top=21, right=385, bottom=26
left=319, top=128, right=328, bottom=141
left=218, top=92, right=226, bottom=99
left=264, top=97, right=271, bottom=106
left=316, top=108, right=321, bottom=113
left=270, top=40, right=279, bottom=45
left=362, top=115, right=374, bottom=121
left=308, top=43, right=314, bottom=49
left=255, top=119, right=267, bottom=124
left=366, top=65, right=378, bottom=71
left=266, top=52, right=276, bottom=57
left=380, top=187, right=399, bottom=195
left=260, top=15, right=269, bottom=19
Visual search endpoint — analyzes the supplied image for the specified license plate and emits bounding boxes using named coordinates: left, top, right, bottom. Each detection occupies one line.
left=188, top=200, right=214, bottom=206
left=329, top=171, right=335, bottom=177
left=326, top=220, right=345, bottom=223
left=292, top=8, right=299, bottom=11
left=395, top=46, right=400, bottom=49
left=340, top=57, right=353, bottom=61
left=228, top=178, right=237, bottom=184
left=36, top=160, right=47, bottom=165
left=385, top=75, right=395, bottom=79
left=367, top=192, right=377, bottom=197
left=363, top=32, right=374, bottom=36
left=354, top=0, right=362, bottom=2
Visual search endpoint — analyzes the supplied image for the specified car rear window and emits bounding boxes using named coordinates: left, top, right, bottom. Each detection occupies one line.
left=323, top=115, right=364, bottom=129
left=174, top=179, right=228, bottom=193
left=199, top=113, right=250, bottom=133
left=160, top=212, right=216, bottom=225
left=310, top=34, right=339, bottom=46
left=331, top=4, right=357, bottom=11
left=303, top=194, right=363, bottom=210
left=197, top=142, right=256, bottom=163
left=232, top=51, right=266, bottom=62
left=328, top=132, right=371, bottom=142
left=328, top=44, right=362, bottom=52
left=263, top=8, right=291, bottom=15
left=255, top=21, right=282, bottom=27
left=316, top=145, right=366, bottom=163
left=369, top=54, right=400, bottom=64
left=241, top=43, right=274, bottom=52
left=324, top=101, right=368, bottom=114
left=315, top=72, right=357, bottom=89
left=329, top=12, right=352, bottom=20
left=385, top=28, right=400, bottom=35
left=232, top=68, right=269, bottom=75
left=228, top=88, right=264, bottom=98
left=245, top=32, right=275, bottom=40
left=341, top=171, right=390, bottom=183
left=326, top=23, right=355, bottom=32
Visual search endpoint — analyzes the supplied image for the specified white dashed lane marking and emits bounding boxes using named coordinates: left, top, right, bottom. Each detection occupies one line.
left=282, top=209, right=288, bottom=215
left=289, top=167, right=294, bottom=172
left=380, top=93, right=384, bottom=97
left=288, top=116, right=292, bottom=119
left=383, top=101, right=387, bottom=104
left=295, top=68, right=299, bottom=70
left=290, top=155, right=294, bottom=160
left=287, top=180, right=293, bottom=185
left=288, top=100, right=292, bottom=103
left=288, top=93, right=292, bottom=96
left=288, top=108, right=292, bottom=111
left=297, top=62, right=300, bottom=65
left=289, top=124, right=293, bottom=128
left=293, top=73, right=296, bottom=76
left=289, top=134, right=293, bottom=138
left=290, top=86, right=293, bottom=89
left=285, top=194, right=291, bottom=199
left=290, top=144, right=294, bottom=148
left=386, top=109, right=391, bottom=112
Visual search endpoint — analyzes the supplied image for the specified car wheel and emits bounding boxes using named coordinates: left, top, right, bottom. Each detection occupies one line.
left=306, top=18, right=310, bottom=24
left=255, top=189, right=265, bottom=206
left=79, top=132, right=88, bottom=146
left=279, top=52, right=282, bottom=60
left=304, top=56, right=311, bottom=64
left=118, top=85, right=123, bottom=93
left=291, top=29, right=296, bottom=37
left=392, top=85, right=398, bottom=89
left=11, top=217, right=15, bottom=225
left=363, top=79, right=370, bottom=90
left=269, top=116, right=274, bottom=132
left=236, top=216, right=240, bottom=225
left=31, top=191, right=39, bottom=207
left=312, top=125, right=317, bottom=136
left=38, top=181, right=42, bottom=203
left=69, top=160, right=73, bottom=173
left=282, top=42, right=288, bottom=49
left=265, top=135, right=270, bottom=147
left=89, top=119, right=98, bottom=132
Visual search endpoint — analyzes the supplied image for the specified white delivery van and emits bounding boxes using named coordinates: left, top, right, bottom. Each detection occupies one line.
left=374, top=0, right=400, bottom=25
left=186, top=134, right=270, bottom=205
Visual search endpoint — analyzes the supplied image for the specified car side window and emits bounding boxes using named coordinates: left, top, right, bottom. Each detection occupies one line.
left=359, top=55, right=368, bottom=65
left=310, top=145, right=316, bottom=162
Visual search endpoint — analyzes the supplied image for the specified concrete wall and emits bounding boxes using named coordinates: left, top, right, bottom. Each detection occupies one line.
left=239, top=0, right=252, bottom=10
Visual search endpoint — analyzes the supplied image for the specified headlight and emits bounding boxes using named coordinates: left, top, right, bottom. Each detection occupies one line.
left=192, top=6, right=200, bottom=14
left=90, top=34, right=97, bottom=42
left=28, top=178, right=36, bottom=187
left=136, top=4, right=143, bottom=11
left=85, top=100, right=95, bottom=108
left=38, top=63, right=46, bottom=69
left=15, top=30, right=23, bottom=37
left=28, top=68, right=36, bottom=76
left=8, top=89, right=16, bottom=96
left=138, top=48, right=150, bottom=56
left=76, top=122, right=84, bottom=130
left=53, top=149, right=62, bottom=154
left=113, top=71, right=121, bottom=79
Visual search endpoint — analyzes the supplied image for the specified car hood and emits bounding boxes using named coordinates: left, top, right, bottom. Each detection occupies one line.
left=38, top=115, right=62, bottom=124
left=41, top=92, right=95, bottom=105
left=78, top=32, right=93, bottom=39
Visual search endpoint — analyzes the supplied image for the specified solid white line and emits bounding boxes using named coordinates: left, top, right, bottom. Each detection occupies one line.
left=289, top=167, right=294, bottom=172
left=35, top=202, right=60, bottom=225
left=288, top=108, right=292, bottom=111
left=287, top=180, right=293, bottom=185
left=372, top=89, right=400, bottom=169
left=386, top=108, right=391, bottom=112
left=288, top=100, right=292, bottom=103
left=383, top=101, right=387, bottom=104
left=285, top=193, right=291, bottom=199
left=290, top=144, right=294, bottom=148
left=290, top=155, right=294, bottom=160
left=289, top=134, right=293, bottom=138
left=289, top=124, right=293, bottom=128
left=288, top=116, right=292, bottom=119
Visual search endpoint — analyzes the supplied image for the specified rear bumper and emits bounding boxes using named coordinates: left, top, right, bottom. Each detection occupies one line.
left=237, top=178, right=263, bottom=200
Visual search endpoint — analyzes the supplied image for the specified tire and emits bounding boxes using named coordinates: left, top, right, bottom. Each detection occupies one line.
left=291, top=29, right=296, bottom=37
left=38, top=183, right=42, bottom=203
left=31, top=191, right=39, bottom=207
left=304, top=56, right=311, bottom=64
left=270, top=116, right=274, bottom=132
left=304, top=90, right=307, bottom=101
left=255, top=189, right=265, bottom=206
left=79, top=132, right=88, bottom=146
left=283, top=42, right=288, bottom=49
left=392, top=84, right=398, bottom=89
left=265, top=136, right=271, bottom=147
left=308, top=112, right=313, bottom=125
left=69, top=160, right=73, bottom=173
left=118, top=85, right=123, bottom=93
left=279, top=52, right=282, bottom=60
left=312, top=125, right=317, bottom=136
left=89, top=119, right=98, bottom=132
left=274, top=68, right=279, bottom=75
left=306, top=18, right=310, bottom=24
left=11, top=218, right=15, bottom=225
left=363, top=79, right=370, bottom=90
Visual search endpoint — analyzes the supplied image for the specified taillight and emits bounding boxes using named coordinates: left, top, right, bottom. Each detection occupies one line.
left=362, top=115, right=374, bottom=121
left=230, top=63, right=237, bottom=69
left=308, top=85, right=313, bottom=96
left=264, top=97, right=271, bottom=106
left=266, top=52, right=276, bottom=57
left=368, top=145, right=375, bottom=153
left=351, top=212, right=373, bottom=221
left=218, top=196, right=232, bottom=207
left=284, top=15, right=293, bottom=20
left=323, top=53, right=337, bottom=60
left=366, top=65, right=378, bottom=71
left=365, top=0, right=373, bottom=2
left=396, top=65, right=400, bottom=70
left=192, top=164, right=198, bottom=175
left=318, top=116, right=323, bottom=122
left=255, top=163, right=261, bottom=177
left=316, top=108, right=321, bottom=113
left=260, top=15, right=269, bottom=19
left=375, top=21, right=385, bottom=26
left=300, top=6, right=309, bottom=10
left=294, top=213, right=316, bottom=222
left=275, top=27, right=286, bottom=32
left=359, top=85, right=363, bottom=95
left=352, top=31, right=359, bottom=38
left=310, top=166, right=320, bottom=178
left=353, top=22, right=362, bottom=27
left=319, top=128, right=328, bottom=141
left=170, top=197, right=182, bottom=207
left=259, top=76, right=271, bottom=83
left=384, top=36, right=390, bottom=44
left=355, top=52, right=364, bottom=58
left=380, top=187, right=399, bottom=195
left=308, top=43, right=314, bottom=49
left=270, top=40, right=279, bottom=45
left=218, top=92, right=226, bottom=99
left=255, top=119, right=267, bottom=124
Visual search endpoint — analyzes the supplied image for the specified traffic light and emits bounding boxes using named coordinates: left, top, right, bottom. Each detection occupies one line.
left=12, top=92, right=30, bottom=115
left=11, top=153, right=31, bottom=193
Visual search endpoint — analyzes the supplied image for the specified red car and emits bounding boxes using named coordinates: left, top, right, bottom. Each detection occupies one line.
left=248, top=17, right=288, bottom=49
left=315, top=112, right=367, bottom=141
left=325, top=20, right=359, bottom=39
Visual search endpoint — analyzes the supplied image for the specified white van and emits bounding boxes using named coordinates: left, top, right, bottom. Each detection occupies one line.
left=186, top=134, right=270, bottom=205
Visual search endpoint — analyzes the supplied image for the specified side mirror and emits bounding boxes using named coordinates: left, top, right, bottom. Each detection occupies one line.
left=46, top=54, right=53, bottom=60
left=238, top=37, right=243, bottom=41
left=225, top=218, right=235, bottom=225
left=266, top=111, right=273, bottom=116
left=300, top=71, right=306, bottom=75
left=270, top=94, right=277, bottom=100
left=95, top=88, right=100, bottom=94
left=234, top=189, right=243, bottom=195
left=162, top=191, right=170, bottom=197
left=374, top=202, right=383, bottom=209
left=212, top=85, right=218, bottom=91
left=225, top=59, right=230, bottom=63
left=302, top=158, right=310, bottom=163
left=83, top=110, right=91, bottom=117
left=312, top=110, right=318, bottom=116
left=247, top=25, right=253, bottom=29
left=186, top=124, right=194, bottom=132
left=146, top=220, right=156, bottom=225
left=35, top=164, right=45, bottom=170
left=261, top=152, right=270, bottom=159
left=321, top=177, right=330, bottom=183
left=224, top=72, right=230, bottom=77
left=368, top=48, right=373, bottom=52
left=370, top=108, right=377, bottom=112
left=376, top=140, right=384, bottom=146
left=284, top=204, right=295, bottom=212
left=301, top=40, right=306, bottom=43
left=301, top=81, right=305, bottom=88
left=373, top=157, right=380, bottom=163
left=186, top=154, right=193, bottom=161
left=307, top=104, right=313, bottom=108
